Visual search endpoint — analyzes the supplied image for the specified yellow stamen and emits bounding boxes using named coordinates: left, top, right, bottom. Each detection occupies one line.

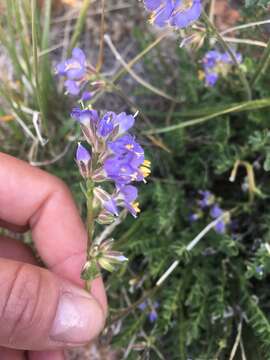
left=140, top=166, right=151, bottom=178
left=140, top=159, right=151, bottom=178
left=126, top=144, right=134, bottom=150
left=149, top=3, right=165, bottom=24
left=143, top=160, right=151, bottom=167
left=132, top=202, right=141, bottom=213
left=173, top=0, right=193, bottom=15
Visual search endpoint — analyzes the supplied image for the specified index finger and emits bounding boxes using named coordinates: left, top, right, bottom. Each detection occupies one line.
left=0, top=152, right=107, bottom=312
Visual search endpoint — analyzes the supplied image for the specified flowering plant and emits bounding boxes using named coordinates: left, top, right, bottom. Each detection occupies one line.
left=3, top=0, right=270, bottom=358
left=74, top=106, right=150, bottom=285
left=55, top=46, right=151, bottom=286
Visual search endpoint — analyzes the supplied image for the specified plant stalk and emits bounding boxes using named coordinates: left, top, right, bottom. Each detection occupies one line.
left=85, top=180, right=94, bottom=292
left=251, top=38, right=270, bottom=86
left=68, top=0, right=92, bottom=55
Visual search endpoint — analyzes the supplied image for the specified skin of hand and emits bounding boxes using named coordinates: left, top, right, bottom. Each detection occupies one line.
left=0, top=152, right=108, bottom=360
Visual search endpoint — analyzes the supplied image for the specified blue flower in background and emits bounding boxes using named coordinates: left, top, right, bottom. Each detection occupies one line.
left=56, top=48, right=86, bottom=80
left=202, top=49, right=243, bottom=87
left=145, top=0, right=174, bottom=27
left=138, top=300, right=159, bottom=322
left=170, top=0, right=202, bottom=28
left=144, top=0, right=202, bottom=29
left=198, top=190, right=215, bottom=208
left=64, top=79, right=82, bottom=96
left=210, top=204, right=226, bottom=234
left=56, top=48, right=87, bottom=95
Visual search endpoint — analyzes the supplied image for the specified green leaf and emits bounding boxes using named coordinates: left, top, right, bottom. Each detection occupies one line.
left=245, top=0, right=270, bottom=6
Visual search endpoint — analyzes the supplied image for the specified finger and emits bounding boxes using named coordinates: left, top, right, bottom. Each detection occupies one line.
left=0, top=237, right=65, bottom=359
left=0, top=219, right=28, bottom=233
left=0, top=236, right=36, bottom=265
left=28, top=350, right=65, bottom=360
left=0, top=347, right=25, bottom=360
left=0, top=153, right=107, bottom=313
left=0, top=258, right=105, bottom=350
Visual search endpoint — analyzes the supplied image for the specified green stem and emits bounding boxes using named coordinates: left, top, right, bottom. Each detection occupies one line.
left=85, top=180, right=94, bottom=292
left=96, top=0, right=105, bottom=72
left=251, top=38, right=270, bottom=86
left=145, top=97, right=270, bottom=135
left=68, top=0, right=92, bottom=55
left=31, top=0, right=48, bottom=132
left=86, top=185, right=94, bottom=251
left=202, top=11, right=252, bottom=101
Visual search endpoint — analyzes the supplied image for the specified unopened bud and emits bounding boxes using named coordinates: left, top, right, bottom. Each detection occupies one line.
left=76, top=143, right=91, bottom=178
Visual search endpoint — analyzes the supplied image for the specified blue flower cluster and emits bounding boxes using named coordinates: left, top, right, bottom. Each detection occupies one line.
left=189, top=191, right=230, bottom=234
left=144, top=0, right=202, bottom=29
left=201, top=50, right=243, bottom=87
left=55, top=48, right=101, bottom=99
left=73, top=108, right=150, bottom=220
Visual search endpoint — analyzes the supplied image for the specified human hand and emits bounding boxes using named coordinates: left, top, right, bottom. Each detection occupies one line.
left=0, top=152, right=107, bottom=360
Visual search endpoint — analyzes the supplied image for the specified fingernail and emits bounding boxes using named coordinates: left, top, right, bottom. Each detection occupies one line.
left=50, top=291, right=104, bottom=344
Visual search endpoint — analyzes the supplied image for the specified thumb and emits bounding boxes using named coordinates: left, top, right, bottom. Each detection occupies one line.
left=0, top=258, right=105, bottom=350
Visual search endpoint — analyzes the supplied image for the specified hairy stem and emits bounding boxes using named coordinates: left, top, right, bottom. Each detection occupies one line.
left=202, top=11, right=252, bottom=101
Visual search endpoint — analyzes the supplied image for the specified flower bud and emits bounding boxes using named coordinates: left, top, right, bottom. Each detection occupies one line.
left=93, top=186, right=119, bottom=216
left=76, top=143, right=91, bottom=178
left=97, top=210, right=115, bottom=224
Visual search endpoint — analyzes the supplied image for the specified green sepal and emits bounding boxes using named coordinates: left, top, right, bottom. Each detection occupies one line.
left=80, top=260, right=100, bottom=281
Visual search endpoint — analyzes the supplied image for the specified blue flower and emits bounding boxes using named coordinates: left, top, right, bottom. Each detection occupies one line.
left=198, top=190, right=215, bottom=208
left=202, top=49, right=242, bottom=87
left=56, top=48, right=87, bottom=95
left=76, top=143, right=91, bottom=178
left=117, top=185, right=140, bottom=217
left=170, top=0, right=202, bottom=29
left=210, top=204, right=226, bottom=234
left=97, top=112, right=135, bottom=138
left=97, top=112, right=116, bottom=137
left=149, top=308, right=158, bottom=322
left=76, top=143, right=91, bottom=163
left=189, top=212, right=201, bottom=222
left=56, top=48, right=86, bottom=80
left=108, top=134, right=145, bottom=167
left=72, top=107, right=150, bottom=219
left=104, top=155, right=141, bottom=185
left=144, top=0, right=202, bottom=29
left=104, top=198, right=119, bottom=216
left=210, top=204, right=223, bottom=218
left=113, top=112, right=135, bottom=135
left=138, top=300, right=159, bottom=322
left=145, top=0, right=174, bottom=27
left=71, top=108, right=99, bottom=125
left=64, top=79, right=81, bottom=96
left=81, top=91, right=93, bottom=102
left=205, top=72, right=219, bottom=87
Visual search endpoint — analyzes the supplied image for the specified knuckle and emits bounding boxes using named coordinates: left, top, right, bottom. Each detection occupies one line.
left=49, top=176, right=70, bottom=197
left=1, top=264, right=43, bottom=344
